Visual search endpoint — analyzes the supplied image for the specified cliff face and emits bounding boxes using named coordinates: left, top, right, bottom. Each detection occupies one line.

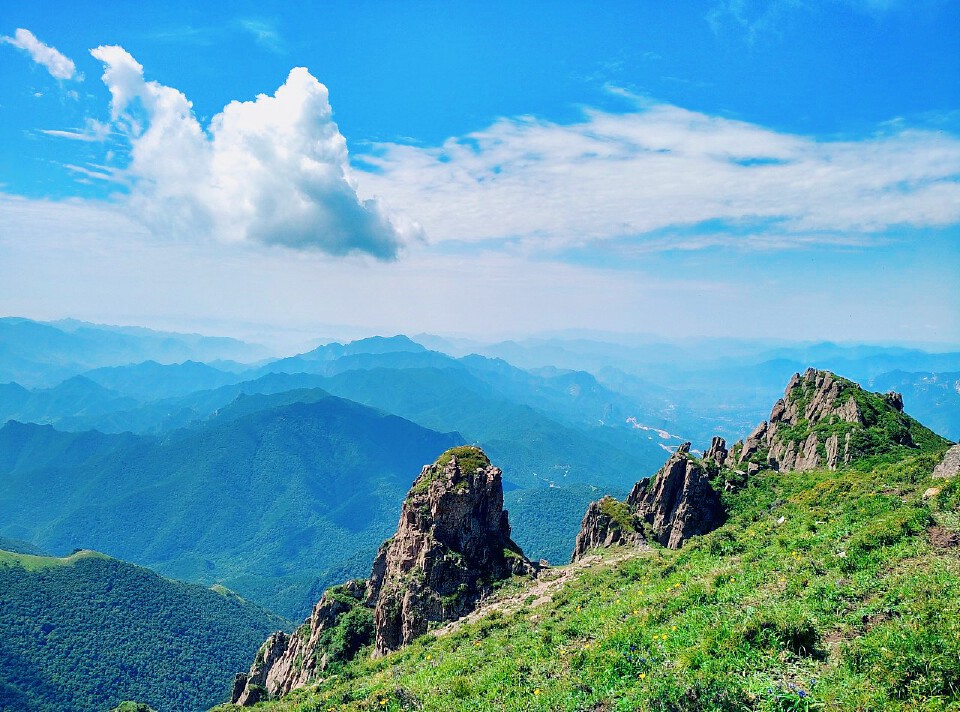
left=726, top=368, right=933, bottom=474
left=232, top=446, right=535, bottom=704
left=572, top=443, right=725, bottom=561
left=570, top=496, right=647, bottom=562
left=627, top=443, right=726, bottom=549
left=369, top=447, right=535, bottom=655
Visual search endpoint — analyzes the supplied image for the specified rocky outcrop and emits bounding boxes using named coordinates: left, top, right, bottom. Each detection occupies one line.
left=933, top=444, right=960, bottom=479
left=369, top=447, right=535, bottom=655
left=231, top=579, right=369, bottom=704
left=571, top=496, right=647, bottom=561
left=703, top=436, right=728, bottom=466
left=572, top=443, right=725, bottom=560
left=232, top=446, right=534, bottom=704
left=627, top=443, right=726, bottom=549
left=723, top=368, right=930, bottom=474
left=231, top=631, right=290, bottom=705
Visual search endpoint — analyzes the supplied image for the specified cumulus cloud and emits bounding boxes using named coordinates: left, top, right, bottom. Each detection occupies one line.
left=88, top=45, right=415, bottom=259
left=1, top=28, right=78, bottom=80
left=356, top=99, right=960, bottom=250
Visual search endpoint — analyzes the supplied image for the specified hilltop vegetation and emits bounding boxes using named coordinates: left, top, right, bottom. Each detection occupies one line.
left=0, top=550, right=286, bottom=712
left=216, top=436, right=958, bottom=710
left=0, top=395, right=461, bottom=618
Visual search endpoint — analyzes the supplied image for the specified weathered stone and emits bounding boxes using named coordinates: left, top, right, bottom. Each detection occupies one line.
left=628, top=443, right=725, bottom=548
left=737, top=368, right=900, bottom=474
left=933, top=444, right=960, bottom=479
left=738, top=422, right=768, bottom=464
left=570, top=496, right=647, bottom=562
left=371, top=449, right=535, bottom=656
left=703, top=436, right=728, bottom=467
left=234, top=446, right=534, bottom=704
left=573, top=442, right=725, bottom=559
left=231, top=631, right=289, bottom=705
left=884, top=392, right=904, bottom=412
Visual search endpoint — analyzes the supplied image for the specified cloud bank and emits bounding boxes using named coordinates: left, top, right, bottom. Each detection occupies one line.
left=1, top=28, right=78, bottom=80
left=357, top=99, right=960, bottom=250
left=90, top=45, right=415, bottom=258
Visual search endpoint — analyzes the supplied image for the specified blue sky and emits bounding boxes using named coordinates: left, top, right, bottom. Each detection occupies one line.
left=1, top=1, right=958, bottom=348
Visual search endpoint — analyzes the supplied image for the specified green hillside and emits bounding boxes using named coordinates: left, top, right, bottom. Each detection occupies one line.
left=0, top=395, right=462, bottom=618
left=216, top=441, right=959, bottom=711
left=0, top=549, right=287, bottom=712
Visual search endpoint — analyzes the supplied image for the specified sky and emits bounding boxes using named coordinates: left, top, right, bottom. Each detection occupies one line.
left=1, top=0, right=958, bottom=350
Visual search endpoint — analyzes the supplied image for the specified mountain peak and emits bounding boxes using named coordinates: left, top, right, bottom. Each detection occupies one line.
left=232, top=446, right=536, bottom=704
left=727, top=368, right=945, bottom=473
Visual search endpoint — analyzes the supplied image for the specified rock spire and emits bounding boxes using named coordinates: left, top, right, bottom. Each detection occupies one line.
left=572, top=442, right=725, bottom=561
left=232, top=446, right=535, bottom=704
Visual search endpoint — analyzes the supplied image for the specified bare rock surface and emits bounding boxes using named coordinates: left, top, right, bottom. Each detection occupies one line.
left=369, top=447, right=535, bottom=656
left=232, top=446, right=534, bottom=704
left=627, top=443, right=726, bottom=549
left=933, top=443, right=960, bottom=479
left=571, top=496, right=648, bottom=562
left=572, top=442, right=725, bottom=560
left=731, top=368, right=918, bottom=473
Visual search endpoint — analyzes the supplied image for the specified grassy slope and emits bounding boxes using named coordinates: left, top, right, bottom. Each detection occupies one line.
left=218, top=444, right=960, bottom=712
left=0, top=550, right=288, bottom=712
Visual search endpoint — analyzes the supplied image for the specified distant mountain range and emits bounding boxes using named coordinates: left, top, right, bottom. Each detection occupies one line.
left=0, top=317, right=270, bottom=388
left=1, top=316, right=957, bottom=619
left=0, top=393, right=461, bottom=619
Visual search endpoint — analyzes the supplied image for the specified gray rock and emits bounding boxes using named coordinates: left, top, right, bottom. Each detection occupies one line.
left=627, top=443, right=725, bottom=549
left=703, top=436, right=728, bottom=466
left=233, top=447, right=535, bottom=703
left=570, top=496, right=647, bottom=562
left=370, top=449, right=535, bottom=656
left=933, top=444, right=960, bottom=479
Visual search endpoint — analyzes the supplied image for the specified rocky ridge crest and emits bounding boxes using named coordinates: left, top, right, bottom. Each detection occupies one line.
left=232, top=446, right=535, bottom=704
left=725, top=368, right=931, bottom=475
left=572, top=442, right=725, bottom=561
left=572, top=369, right=945, bottom=562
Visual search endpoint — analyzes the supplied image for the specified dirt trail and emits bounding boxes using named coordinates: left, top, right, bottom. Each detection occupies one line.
left=434, top=548, right=642, bottom=638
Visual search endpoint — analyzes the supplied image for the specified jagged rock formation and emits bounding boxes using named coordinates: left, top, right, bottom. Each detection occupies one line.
left=232, top=446, right=535, bottom=704
left=627, top=443, right=726, bottom=549
left=231, top=580, right=369, bottom=705
left=571, top=369, right=947, bottom=563
left=933, top=443, right=960, bottom=479
left=725, top=368, right=935, bottom=474
left=572, top=443, right=725, bottom=561
left=369, top=447, right=535, bottom=655
left=571, top=496, right=647, bottom=561
left=704, top=436, right=728, bottom=465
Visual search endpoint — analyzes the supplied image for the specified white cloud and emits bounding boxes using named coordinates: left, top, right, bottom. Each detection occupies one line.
left=1, top=28, right=78, bottom=80
left=88, top=46, right=415, bottom=258
left=40, top=119, right=112, bottom=142
left=234, top=18, right=285, bottom=53
left=2, top=193, right=957, bottom=346
left=355, top=100, right=960, bottom=250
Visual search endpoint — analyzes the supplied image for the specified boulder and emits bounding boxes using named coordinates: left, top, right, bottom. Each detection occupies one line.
left=933, top=444, right=960, bottom=479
